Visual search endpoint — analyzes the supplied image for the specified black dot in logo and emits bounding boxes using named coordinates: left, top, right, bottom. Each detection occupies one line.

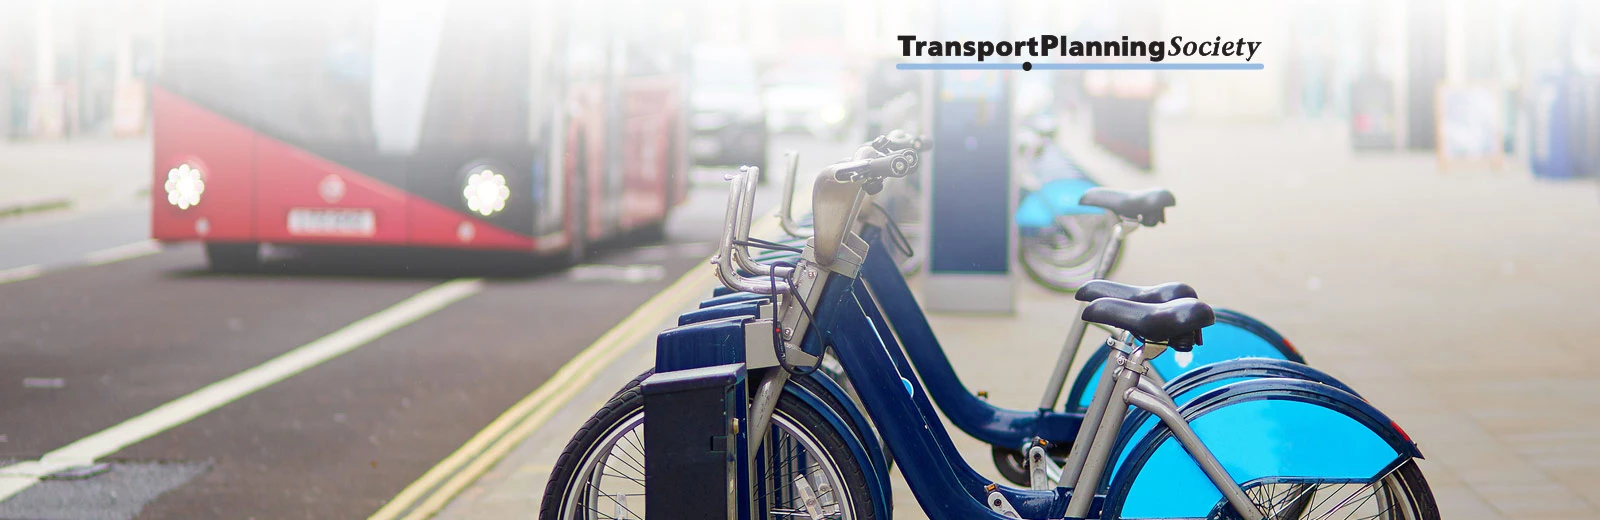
left=1022, top=62, right=1033, bottom=71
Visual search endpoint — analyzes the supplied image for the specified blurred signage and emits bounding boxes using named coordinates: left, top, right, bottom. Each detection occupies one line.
left=1350, top=77, right=1395, bottom=151
left=1434, top=83, right=1503, bottom=170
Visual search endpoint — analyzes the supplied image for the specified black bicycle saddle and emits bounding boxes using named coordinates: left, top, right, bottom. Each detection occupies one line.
left=1078, top=187, right=1176, bottom=227
left=1081, top=297, right=1214, bottom=344
left=1075, top=280, right=1197, bottom=304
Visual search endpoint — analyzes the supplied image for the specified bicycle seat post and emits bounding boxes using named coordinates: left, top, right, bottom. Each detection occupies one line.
left=1036, top=214, right=1145, bottom=411
left=1092, top=216, right=1140, bottom=280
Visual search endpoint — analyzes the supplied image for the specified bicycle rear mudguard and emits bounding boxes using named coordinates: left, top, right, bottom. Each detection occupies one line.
left=1101, top=378, right=1422, bottom=519
left=1016, top=178, right=1103, bottom=233
left=1105, top=359, right=1364, bottom=493
left=1063, top=308, right=1304, bottom=410
left=654, top=316, right=893, bottom=519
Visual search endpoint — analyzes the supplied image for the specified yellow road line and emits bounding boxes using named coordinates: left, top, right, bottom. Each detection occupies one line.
left=369, top=267, right=708, bottom=520
left=371, top=212, right=789, bottom=520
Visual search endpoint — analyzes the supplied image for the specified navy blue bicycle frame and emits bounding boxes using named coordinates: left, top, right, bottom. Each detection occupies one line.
left=692, top=227, right=1091, bottom=448
left=854, top=227, right=1088, bottom=450
left=806, top=262, right=1080, bottom=519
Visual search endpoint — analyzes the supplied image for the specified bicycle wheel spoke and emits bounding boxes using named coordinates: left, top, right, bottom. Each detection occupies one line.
left=1309, top=482, right=1378, bottom=520
left=584, top=480, right=644, bottom=520
left=561, top=406, right=855, bottom=520
left=600, top=471, right=646, bottom=485
left=606, top=444, right=648, bottom=478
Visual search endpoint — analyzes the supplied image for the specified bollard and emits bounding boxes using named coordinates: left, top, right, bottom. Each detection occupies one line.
left=642, top=363, right=747, bottom=520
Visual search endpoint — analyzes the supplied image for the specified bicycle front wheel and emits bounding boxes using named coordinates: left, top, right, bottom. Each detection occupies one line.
left=540, top=382, right=875, bottom=520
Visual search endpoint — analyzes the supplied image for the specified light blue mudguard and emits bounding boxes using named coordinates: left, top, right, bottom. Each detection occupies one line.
left=1015, top=178, right=1104, bottom=233
left=1107, top=358, right=1364, bottom=495
left=1102, top=379, right=1422, bottom=519
left=1066, top=309, right=1301, bottom=410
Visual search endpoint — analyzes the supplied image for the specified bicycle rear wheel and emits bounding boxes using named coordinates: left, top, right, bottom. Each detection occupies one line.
left=1212, top=459, right=1438, bottom=520
left=1019, top=214, right=1117, bottom=292
left=540, top=382, right=874, bottom=520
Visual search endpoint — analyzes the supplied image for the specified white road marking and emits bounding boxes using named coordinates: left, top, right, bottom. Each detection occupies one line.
left=21, top=378, right=66, bottom=389
left=0, top=240, right=160, bottom=287
left=83, top=240, right=162, bottom=266
left=0, top=277, right=485, bottom=503
left=568, top=264, right=666, bottom=283
left=0, top=265, right=43, bottom=285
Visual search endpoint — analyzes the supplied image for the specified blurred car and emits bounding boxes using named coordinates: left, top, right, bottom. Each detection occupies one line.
left=689, top=45, right=768, bottom=175
left=763, top=58, right=855, bottom=141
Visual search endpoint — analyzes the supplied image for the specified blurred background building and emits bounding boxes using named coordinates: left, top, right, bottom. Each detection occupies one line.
left=0, top=0, right=160, bottom=140
left=1, top=0, right=1597, bottom=178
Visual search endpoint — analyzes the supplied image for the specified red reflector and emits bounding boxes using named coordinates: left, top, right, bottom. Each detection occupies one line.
left=1391, top=420, right=1413, bottom=443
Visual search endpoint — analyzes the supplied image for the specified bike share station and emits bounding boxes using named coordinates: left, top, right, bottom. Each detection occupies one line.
left=589, top=6, right=1435, bottom=519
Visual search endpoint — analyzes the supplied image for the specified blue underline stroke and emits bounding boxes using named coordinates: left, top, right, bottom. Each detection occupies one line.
left=896, top=63, right=1264, bottom=70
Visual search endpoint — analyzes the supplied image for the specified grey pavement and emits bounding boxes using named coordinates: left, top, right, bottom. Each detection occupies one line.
left=439, top=120, right=1600, bottom=520
left=0, top=137, right=153, bottom=273
left=0, top=137, right=150, bottom=213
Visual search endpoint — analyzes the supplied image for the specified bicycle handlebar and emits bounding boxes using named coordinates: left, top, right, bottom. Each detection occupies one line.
left=733, top=166, right=795, bottom=278
left=872, top=129, right=932, bottom=154
left=717, top=130, right=925, bottom=291
left=831, top=150, right=915, bottom=183
left=778, top=151, right=812, bottom=239
left=715, top=167, right=791, bottom=295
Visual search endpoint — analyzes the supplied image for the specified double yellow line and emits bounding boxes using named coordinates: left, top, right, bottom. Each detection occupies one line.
left=369, top=266, right=709, bottom=520
left=374, top=216, right=787, bottom=520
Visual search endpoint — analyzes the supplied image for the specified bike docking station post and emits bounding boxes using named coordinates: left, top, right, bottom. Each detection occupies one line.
left=924, top=0, right=1016, bottom=313
left=641, top=363, right=748, bottom=520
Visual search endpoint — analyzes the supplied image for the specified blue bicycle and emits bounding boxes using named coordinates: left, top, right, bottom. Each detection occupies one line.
left=541, top=139, right=1437, bottom=519
left=691, top=135, right=1312, bottom=487
left=1014, top=116, right=1120, bottom=292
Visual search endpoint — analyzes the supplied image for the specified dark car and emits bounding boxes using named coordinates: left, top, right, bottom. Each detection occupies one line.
left=688, top=45, right=768, bottom=178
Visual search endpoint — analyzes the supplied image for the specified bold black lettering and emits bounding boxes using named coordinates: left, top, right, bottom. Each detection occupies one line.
left=1041, top=35, right=1059, bottom=55
left=898, top=35, right=916, bottom=56
left=1149, top=40, right=1165, bottom=62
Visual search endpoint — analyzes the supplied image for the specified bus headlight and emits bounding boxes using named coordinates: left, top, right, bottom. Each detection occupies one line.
left=164, top=163, right=205, bottom=210
left=463, top=169, right=510, bottom=216
left=820, top=104, right=848, bottom=125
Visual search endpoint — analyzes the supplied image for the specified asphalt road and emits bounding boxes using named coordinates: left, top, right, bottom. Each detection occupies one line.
left=0, top=134, right=846, bottom=519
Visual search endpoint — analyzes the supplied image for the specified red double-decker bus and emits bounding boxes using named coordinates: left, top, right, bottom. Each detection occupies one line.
left=152, top=0, right=688, bottom=270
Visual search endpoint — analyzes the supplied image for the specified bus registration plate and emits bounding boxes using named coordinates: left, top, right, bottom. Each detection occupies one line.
left=287, top=208, right=376, bottom=237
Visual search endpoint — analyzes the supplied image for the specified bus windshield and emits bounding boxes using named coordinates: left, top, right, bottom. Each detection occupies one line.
left=160, top=0, right=538, bottom=157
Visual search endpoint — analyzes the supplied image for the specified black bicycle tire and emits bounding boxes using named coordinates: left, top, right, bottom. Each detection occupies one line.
left=539, top=380, right=877, bottom=520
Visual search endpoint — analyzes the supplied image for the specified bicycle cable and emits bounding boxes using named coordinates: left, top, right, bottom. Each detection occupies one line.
left=872, top=202, right=915, bottom=259
left=770, top=259, right=821, bottom=377
left=734, top=237, right=803, bottom=254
